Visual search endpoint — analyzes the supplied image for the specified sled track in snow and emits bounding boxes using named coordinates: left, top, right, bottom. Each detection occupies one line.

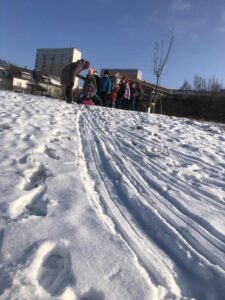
left=88, top=109, right=225, bottom=251
left=77, top=106, right=225, bottom=299
left=77, top=108, right=181, bottom=296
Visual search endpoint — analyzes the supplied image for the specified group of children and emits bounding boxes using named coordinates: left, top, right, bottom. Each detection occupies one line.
left=79, top=69, right=143, bottom=110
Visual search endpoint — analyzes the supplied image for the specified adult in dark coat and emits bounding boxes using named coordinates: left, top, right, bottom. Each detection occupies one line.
left=136, top=83, right=144, bottom=111
left=61, top=59, right=89, bottom=103
left=130, top=82, right=138, bottom=111
left=99, top=70, right=112, bottom=106
left=117, top=78, right=126, bottom=109
left=93, top=68, right=101, bottom=95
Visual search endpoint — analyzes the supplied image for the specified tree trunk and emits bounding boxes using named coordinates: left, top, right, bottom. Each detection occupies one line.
left=153, top=76, right=159, bottom=113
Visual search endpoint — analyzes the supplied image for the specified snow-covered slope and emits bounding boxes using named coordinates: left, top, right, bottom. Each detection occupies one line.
left=0, top=91, right=225, bottom=300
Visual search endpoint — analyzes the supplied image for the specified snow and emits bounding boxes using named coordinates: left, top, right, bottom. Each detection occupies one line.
left=49, top=78, right=61, bottom=86
left=0, top=91, right=225, bottom=300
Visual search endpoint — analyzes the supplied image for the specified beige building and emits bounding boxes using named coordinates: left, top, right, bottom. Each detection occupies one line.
left=35, top=48, right=82, bottom=87
left=12, top=71, right=33, bottom=92
left=0, top=65, right=63, bottom=98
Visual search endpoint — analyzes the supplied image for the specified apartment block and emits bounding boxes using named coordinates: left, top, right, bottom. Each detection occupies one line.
left=35, top=48, right=82, bottom=87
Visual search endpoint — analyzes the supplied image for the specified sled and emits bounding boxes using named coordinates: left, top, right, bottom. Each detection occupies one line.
left=83, top=99, right=95, bottom=106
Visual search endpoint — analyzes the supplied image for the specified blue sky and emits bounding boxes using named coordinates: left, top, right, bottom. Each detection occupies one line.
left=1, top=0, right=225, bottom=88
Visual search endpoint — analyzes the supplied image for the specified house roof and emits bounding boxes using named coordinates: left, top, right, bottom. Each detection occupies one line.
left=20, top=71, right=32, bottom=75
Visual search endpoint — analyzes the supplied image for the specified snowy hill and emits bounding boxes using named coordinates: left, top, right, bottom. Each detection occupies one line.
left=0, top=91, right=225, bottom=300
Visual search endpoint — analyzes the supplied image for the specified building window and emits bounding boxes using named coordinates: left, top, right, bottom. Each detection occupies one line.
left=21, top=73, right=31, bottom=80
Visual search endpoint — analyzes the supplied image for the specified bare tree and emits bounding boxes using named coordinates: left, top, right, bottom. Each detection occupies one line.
left=193, top=75, right=207, bottom=92
left=150, top=33, right=174, bottom=114
left=207, top=76, right=223, bottom=93
left=180, top=80, right=192, bottom=90
left=192, top=75, right=223, bottom=94
left=0, top=58, right=13, bottom=70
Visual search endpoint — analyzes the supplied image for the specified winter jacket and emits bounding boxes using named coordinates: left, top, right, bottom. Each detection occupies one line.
left=124, top=86, right=130, bottom=100
left=94, top=74, right=101, bottom=94
left=83, top=75, right=97, bottom=90
left=130, top=87, right=137, bottom=99
left=80, top=84, right=102, bottom=106
left=118, top=82, right=126, bottom=99
left=137, top=87, right=144, bottom=102
left=61, top=59, right=87, bottom=85
left=99, top=75, right=112, bottom=93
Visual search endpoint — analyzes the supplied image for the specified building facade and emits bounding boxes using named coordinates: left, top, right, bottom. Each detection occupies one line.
left=0, top=66, right=63, bottom=99
left=12, top=71, right=33, bottom=92
left=35, top=48, right=82, bottom=87
left=37, top=73, right=62, bottom=99
left=0, top=67, right=12, bottom=90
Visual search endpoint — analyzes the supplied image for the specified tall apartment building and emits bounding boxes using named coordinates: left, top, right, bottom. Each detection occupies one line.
left=35, top=48, right=82, bottom=87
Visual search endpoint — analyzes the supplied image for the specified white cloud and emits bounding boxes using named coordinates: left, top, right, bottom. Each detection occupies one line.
left=171, top=0, right=191, bottom=11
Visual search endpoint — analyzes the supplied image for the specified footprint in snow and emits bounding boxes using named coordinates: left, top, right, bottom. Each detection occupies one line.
left=0, top=123, right=11, bottom=132
left=136, top=125, right=144, bottom=130
left=33, top=241, right=75, bottom=296
left=22, top=164, right=52, bottom=191
left=9, top=184, right=49, bottom=219
left=80, top=288, right=105, bottom=300
left=45, top=147, right=60, bottom=160
left=18, top=154, right=29, bottom=164
left=20, top=133, right=32, bottom=141
left=180, top=143, right=199, bottom=152
left=26, top=193, right=49, bottom=217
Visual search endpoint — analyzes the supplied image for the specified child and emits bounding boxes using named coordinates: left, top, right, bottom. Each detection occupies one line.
left=79, top=84, right=102, bottom=106
left=83, top=68, right=97, bottom=91
left=120, top=81, right=130, bottom=110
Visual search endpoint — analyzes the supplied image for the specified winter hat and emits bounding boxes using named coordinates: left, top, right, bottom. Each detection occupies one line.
left=83, top=61, right=90, bottom=69
left=104, top=70, right=109, bottom=76
left=86, top=84, right=96, bottom=95
left=87, top=84, right=95, bottom=92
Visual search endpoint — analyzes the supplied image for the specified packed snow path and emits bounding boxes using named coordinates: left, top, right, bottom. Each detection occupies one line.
left=0, top=91, right=225, bottom=300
